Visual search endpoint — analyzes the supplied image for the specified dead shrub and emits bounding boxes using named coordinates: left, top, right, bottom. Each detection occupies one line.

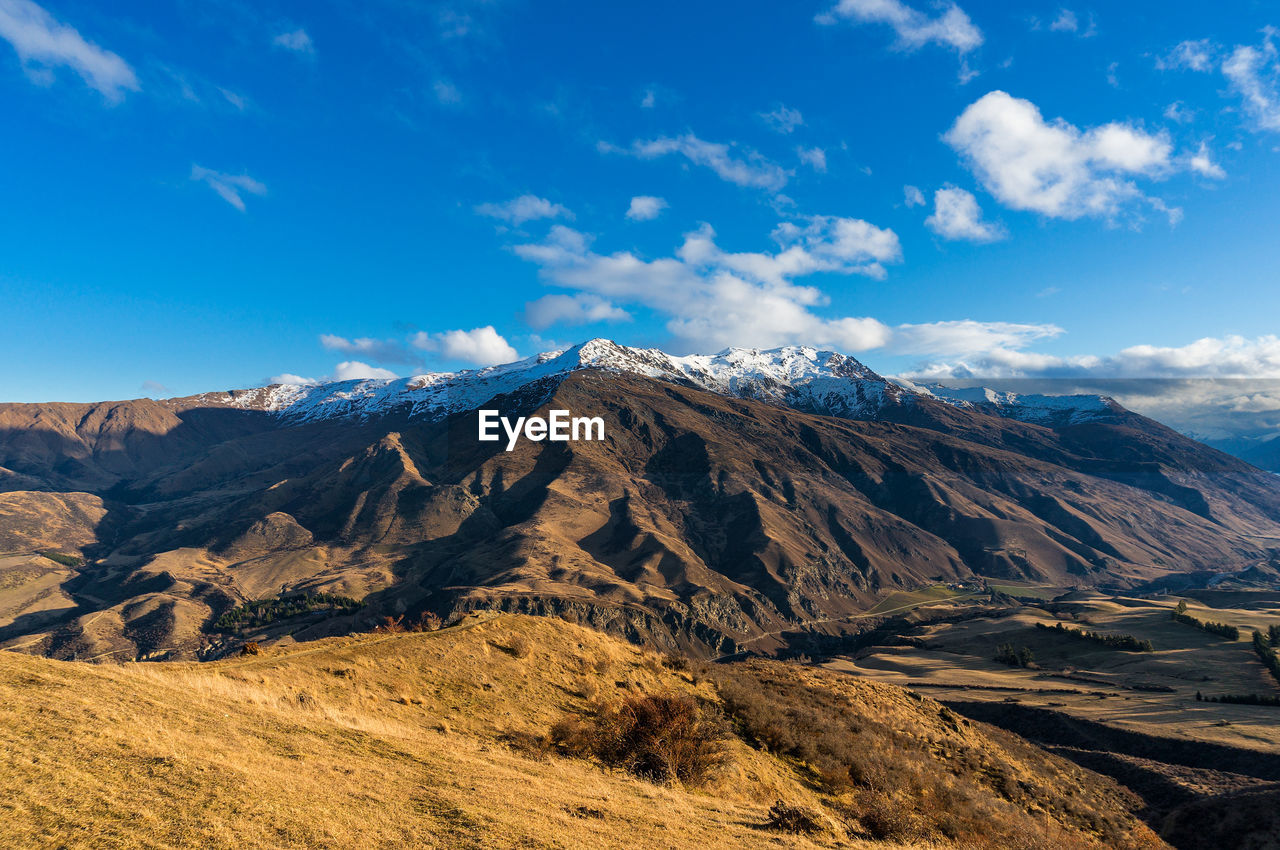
left=661, top=652, right=690, bottom=672
left=764, top=801, right=823, bottom=834
left=372, top=615, right=406, bottom=634
left=551, top=693, right=729, bottom=786
left=844, top=790, right=916, bottom=841
left=508, top=634, right=532, bottom=658
left=239, top=641, right=260, bottom=656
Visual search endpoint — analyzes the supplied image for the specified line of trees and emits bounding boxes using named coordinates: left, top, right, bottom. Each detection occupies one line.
left=1253, top=629, right=1280, bottom=686
left=1035, top=621, right=1154, bottom=652
left=214, top=592, right=360, bottom=633
left=994, top=643, right=1035, bottom=668
left=1171, top=600, right=1240, bottom=640
left=1196, top=691, right=1280, bottom=707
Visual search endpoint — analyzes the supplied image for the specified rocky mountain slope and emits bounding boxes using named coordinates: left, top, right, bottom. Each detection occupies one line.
left=2, top=340, right=1279, bottom=660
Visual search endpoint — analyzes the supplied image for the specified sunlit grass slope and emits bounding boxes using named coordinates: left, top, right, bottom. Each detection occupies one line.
left=0, top=612, right=1159, bottom=849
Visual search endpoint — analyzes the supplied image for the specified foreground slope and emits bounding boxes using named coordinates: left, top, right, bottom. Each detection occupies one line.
left=2, top=340, right=1279, bottom=659
left=0, top=613, right=1160, bottom=849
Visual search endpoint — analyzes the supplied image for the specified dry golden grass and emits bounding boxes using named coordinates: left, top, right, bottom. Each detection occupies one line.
left=0, top=612, right=1159, bottom=849
left=0, top=613, right=871, bottom=849
left=833, top=593, right=1280, bottom=750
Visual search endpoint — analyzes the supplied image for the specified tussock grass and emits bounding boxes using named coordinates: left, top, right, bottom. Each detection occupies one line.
left=0, top=612, right=1161, bottom=848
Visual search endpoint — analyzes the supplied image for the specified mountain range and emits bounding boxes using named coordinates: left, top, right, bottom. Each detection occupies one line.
left=2, top=339, right=1279, bottom=660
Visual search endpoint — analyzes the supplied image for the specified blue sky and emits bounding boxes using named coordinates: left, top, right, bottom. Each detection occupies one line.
left=2, top=0, right=1280, bottom=405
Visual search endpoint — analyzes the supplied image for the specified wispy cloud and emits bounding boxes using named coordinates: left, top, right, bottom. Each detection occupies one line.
left=273, top=28, right=314, bottom=55
left=320, top=334, right=416, bottom=364
left=433, top=78, right=462, bottom=105
left=601, top=133, right=790, bottom=193
left=1155, top=38, right=1216, bottom=72
left=816, top=0, right=982, bottom=53
left=1223, top=35, right=1280, bottom=132
left=524, top=293, right=631, bottom=328
left=1188, top=142, right=1226, bottom=179
left=0, top=0, right=138, bottom=102
left=797, top=146, right=828, bottom=173
left=475, top=194, right=573, bottom=225
left=761, top=104, right=803, bottom=134
left=190, top=165, right=267, bottom=212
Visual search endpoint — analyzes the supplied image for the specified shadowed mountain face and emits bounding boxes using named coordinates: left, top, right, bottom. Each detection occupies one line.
left=2, top=344, right=1280, bottom=660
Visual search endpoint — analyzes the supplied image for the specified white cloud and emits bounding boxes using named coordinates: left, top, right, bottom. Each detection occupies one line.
left=797, top=146, right=828, bottom=172
left=0, top=0, right=138, bottom=102
left=504, top=219, right=1075, bottom=361
left=272, top=28, right=314, bottom=54
left=1223, top=37, right=1280, bottom=132
left=906, top=335, right=1280, bottom=380
left=925, top=186, right=1005, bottom=242
left=270, top=373, right=319, bottom=386
left=219, top=88, right=247, bottom=111
left=333, top=361, right=398, bottom=381
left=603, top=134, right=790, bottom=192
left=412, top=326, right=519, bottom=366
left=626, top=195, right=667, bottom=221
left=761, top=104, right=804, bottom=134
left=769, top=215, right=902, bottom=279
left=524, top=293, right=631, bottom=328
left=475, top=194, right=572, bottom=225
left=1163, top=101, right=1195, bottom=124
left=190, top=165, right=267, bottom=212
left=1049, top=9, right=1077, bottom=32
left=640, top=88, right=655, bottom=109
left=1156, top=39, right=1216, bottom=72
left=893, top=320, right=1062, bottom=356
left=944, top=90, right=1176, bottom=222
left=319, top=334, right=415, bottom=364
left=903, top=184, right=926, bottom=207
left=816, top=0, right=982, bottom=53
left=511, top=219, right=902, bottom=352
left=433, top=78, right=462, bottom=105
left=1188, top=142, right=1226, bottom=179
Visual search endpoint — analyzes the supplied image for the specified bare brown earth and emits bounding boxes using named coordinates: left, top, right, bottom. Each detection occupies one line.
left=0, top=612, right=1162, bottom=849
left=1, top=370, right=1279, bottom=660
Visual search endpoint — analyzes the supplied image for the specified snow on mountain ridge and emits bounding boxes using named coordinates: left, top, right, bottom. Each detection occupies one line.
left=898, top=381, right=1119, bottom=426
left=186, top=339, right=1112, bottom=426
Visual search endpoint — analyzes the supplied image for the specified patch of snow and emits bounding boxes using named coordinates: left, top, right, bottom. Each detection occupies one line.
left=183, top=339, right=1116, bottom=428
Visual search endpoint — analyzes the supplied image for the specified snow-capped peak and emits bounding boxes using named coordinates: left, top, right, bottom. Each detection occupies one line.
left=897, top=380, right=1119, bottom=426
left=184, top=339, right=1117, bottom=427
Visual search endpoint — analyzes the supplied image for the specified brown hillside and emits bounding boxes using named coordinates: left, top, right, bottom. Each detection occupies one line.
left=1, top=370, right=1279, bottom=659
left=0, top=613, right=1162, bottom=849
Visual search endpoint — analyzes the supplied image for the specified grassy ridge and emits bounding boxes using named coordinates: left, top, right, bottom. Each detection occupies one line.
left=0, top=613, right=1160, bottom=849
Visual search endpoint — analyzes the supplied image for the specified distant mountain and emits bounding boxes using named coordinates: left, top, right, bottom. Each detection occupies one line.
left=2, top=339, right=1279, bottom=660
left=1199, top=433, right=1280, bottom=474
